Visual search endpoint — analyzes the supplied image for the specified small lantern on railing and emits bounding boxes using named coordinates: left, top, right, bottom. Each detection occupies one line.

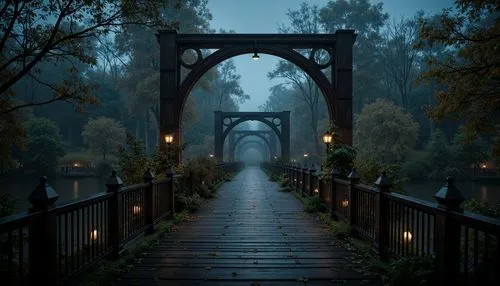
left=132, top=205, right=141, bottom=215
left=90, top=229, right=98, bottom=241
left=403, top=231, right=413, bottom=243
left=314, top=188, right=319, bottom=194
left=341, top=198, right=349, bottom=208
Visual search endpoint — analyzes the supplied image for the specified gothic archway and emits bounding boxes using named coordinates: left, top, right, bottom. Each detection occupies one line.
left=214, top=111, right=290, bottom=163
left=157, top=31, right=356, bottom=162
left=228, top=130, right=277, bottom=161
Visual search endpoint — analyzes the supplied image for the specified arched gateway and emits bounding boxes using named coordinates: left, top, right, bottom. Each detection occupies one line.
left=215, top=111, right=289, bottom=163
left=235, top=140, right=270, bottom=161
left=157, top=31, right=356, bottom=162
left=228, top=130, right=278, bottom=162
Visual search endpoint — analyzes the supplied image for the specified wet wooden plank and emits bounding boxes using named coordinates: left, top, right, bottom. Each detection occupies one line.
left=113, top=167, right=382, bottom=286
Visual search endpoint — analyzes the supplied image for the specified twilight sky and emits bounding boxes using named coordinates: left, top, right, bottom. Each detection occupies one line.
left=206, top=0, right=454, bottom=111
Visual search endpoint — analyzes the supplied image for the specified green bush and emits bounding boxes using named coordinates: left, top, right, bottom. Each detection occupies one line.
left=389, top=256, right=436, bottom=286
left=464, top=198, right=500, bottom=219
left=278, top=185, right=292, bottom=192
left=401, top=161, right=427, bottom=179
left=175, top=193, right=202, bottom=213
left=304, top=196, right=327, bottom=213
left=324, top=144, right=357, bottom=178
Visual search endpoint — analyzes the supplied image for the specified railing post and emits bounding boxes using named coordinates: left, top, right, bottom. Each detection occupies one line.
left=28, top=176, right=59, bottom=285
left=143, top=168, right=155, bottom=235
left=309, top=164, right=317, bottom=196
left=347, top=168, right=360, bottom=226
left=434, top=177, right=464, bottom=286
left=106, top=170, right=123, bottom=260
left=330, top=168, right=340, bottom=220
left=301, top=166, right=308, bottom=197
left=295, top=164, right=300, bottom=191
left=375, top=172, right=391, bottom=261
left=166, top=165, right=175, bottom=216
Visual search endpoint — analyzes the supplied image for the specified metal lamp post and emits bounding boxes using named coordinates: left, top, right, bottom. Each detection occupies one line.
left=322, top=131, right=333, bottom=155
left=164, top=134, right=174, bottom=169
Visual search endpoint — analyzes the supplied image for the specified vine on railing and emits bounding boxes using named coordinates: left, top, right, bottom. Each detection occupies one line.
left=263, top=162, right=500, bottom=286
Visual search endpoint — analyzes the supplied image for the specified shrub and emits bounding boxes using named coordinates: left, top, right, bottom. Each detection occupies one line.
left=464, top=199, right=500, bottom=219
left=388, top=256, right=436, bottom=286
left=401, top=161, right=427, bottom=179
left=0, top=192, right=16, bottom=218
left=304, top=196, right=327, bottom=213
left=175, top=193, right=202, bottom=213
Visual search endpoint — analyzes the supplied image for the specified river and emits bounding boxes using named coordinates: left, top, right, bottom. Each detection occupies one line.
left=1, top=176, right=499, bottom=213
left=1, top=176, right=108, bottom=212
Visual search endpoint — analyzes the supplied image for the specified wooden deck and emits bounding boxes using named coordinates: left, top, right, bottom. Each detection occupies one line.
left=115, top=167, right=382, bottom=286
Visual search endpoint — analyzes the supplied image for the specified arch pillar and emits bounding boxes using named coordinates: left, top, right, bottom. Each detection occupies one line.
left=158, top=30, right=181, bottom=163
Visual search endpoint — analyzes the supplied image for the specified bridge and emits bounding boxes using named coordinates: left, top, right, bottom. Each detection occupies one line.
left=1, top=31, right=499, bottom=286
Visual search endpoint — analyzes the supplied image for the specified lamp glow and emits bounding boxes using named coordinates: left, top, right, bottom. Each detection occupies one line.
left=90, top=230, right=98, bottom=241
left=322, top=132, right=333, bottom=144
left=403, top=231, right=413, bottom=242
left=132, top=205, right=141, bottom=215
left=480, top=163, right=487, bottom=169
left=341, top=199, right=349, bottom=208
left=314, top=188, right=319, bottom=194
left=209, top=154, right=214, bottom=158
left=164, top=134, right=174, bottom=145
left=303, top=153, right=308, bottom=158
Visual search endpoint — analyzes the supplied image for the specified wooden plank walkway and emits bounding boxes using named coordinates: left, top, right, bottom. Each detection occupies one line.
left=115, top=167, right=382, bottom=286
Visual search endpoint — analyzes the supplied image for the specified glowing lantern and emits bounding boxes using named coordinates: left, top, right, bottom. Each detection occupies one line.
left=90, top=230, right=98, bottom=241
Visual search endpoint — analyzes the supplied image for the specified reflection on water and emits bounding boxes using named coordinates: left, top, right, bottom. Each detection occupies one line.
left=404, top=180, right=500, bottom=203
left=73, top=180, right=79, bottom=200
left=1, top=176, right=107, bottom=212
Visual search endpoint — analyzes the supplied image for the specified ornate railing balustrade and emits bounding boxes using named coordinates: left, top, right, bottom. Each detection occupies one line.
left=263, top=162, right=500, bottom=286
left=0, top=162, right=243, bottom=286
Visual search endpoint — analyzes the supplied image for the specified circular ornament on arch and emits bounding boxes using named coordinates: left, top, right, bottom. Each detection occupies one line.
left=272, top=117, right=282, bottom=126
left=309, top=48, right=333, bottom=69
left=223, top=117, right=233, bottom=126
left=180, top=48, right=203, bottom=69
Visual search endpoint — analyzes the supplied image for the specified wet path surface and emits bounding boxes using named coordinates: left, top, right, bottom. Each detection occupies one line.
left=115, top=167, right=382, bottom=286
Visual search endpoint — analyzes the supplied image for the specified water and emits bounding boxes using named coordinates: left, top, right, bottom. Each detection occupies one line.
left=1, top=176, right=107, bottom=212
left=2, top=175, right=499, bottom=213
left=404, top=180, right=500, bottom=203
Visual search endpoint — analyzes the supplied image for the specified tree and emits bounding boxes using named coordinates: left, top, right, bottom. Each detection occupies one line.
left=380, top=14, right=422, bottom=109
left=22, top=117, right=66, bottom=174
left=0, top=0, right=175, bottom=113
left=82, top=117, right=126, bottom=160
left=354, top=99, right=420, bottom=163
left=417, top=0, right=500, bottom=161
left=211, top=60, right=249, bottom=111
left=269, top=2, right=325, bottom=156
left=451, top=127, right=489, bottom=170
left=424, top=129, right=451, bottom=179
left=116, top=0, right=213, bottom=152
left=319, top=0, right=388, bottom=111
